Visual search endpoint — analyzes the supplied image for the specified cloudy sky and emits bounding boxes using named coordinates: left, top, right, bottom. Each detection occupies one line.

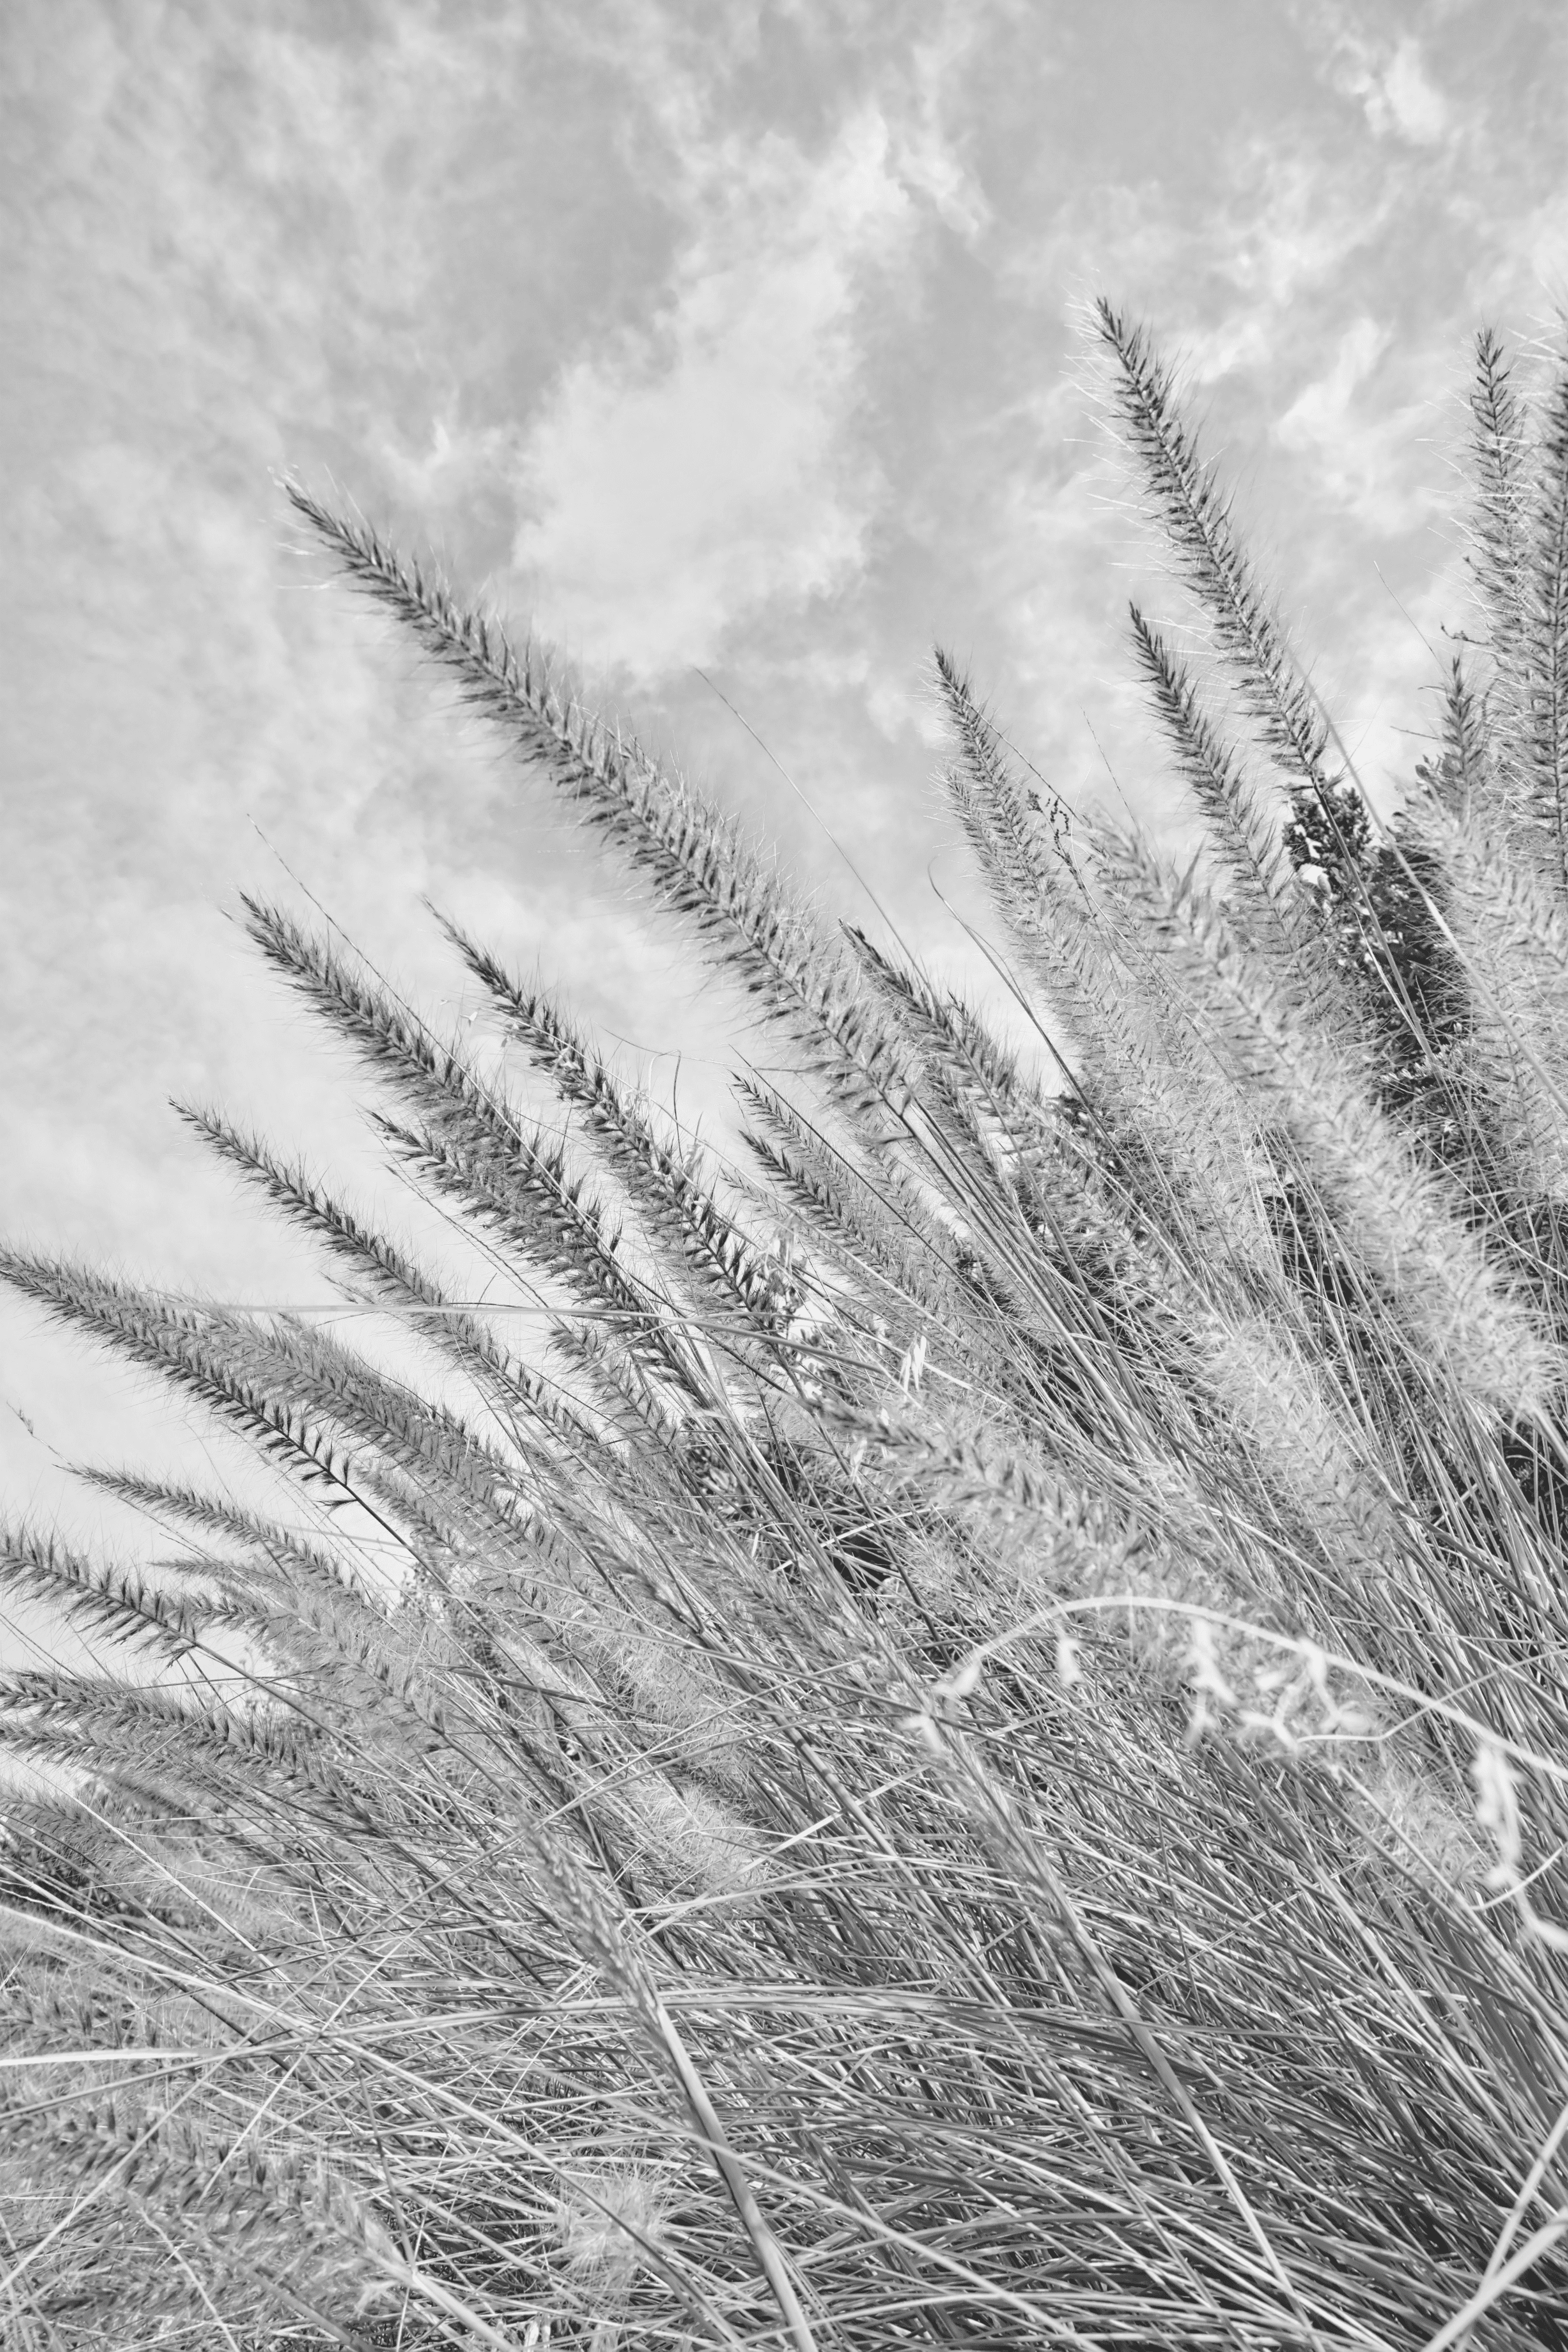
left=4, top=0, right=1567, bottom=1557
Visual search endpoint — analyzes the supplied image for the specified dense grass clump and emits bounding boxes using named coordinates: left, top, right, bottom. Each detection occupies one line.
left=7, top=304, right=1568, bottom=2349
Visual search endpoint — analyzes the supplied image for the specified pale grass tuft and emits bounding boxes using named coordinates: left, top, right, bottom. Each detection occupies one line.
left=555, top=2164, right=668, bottom=2290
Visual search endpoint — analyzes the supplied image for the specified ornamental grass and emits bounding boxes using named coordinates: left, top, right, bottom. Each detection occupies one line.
left=6, top=304, right=1568, bottom=2349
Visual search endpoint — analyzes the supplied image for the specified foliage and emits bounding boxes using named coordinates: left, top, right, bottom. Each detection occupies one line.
left=6, top=305, right=1568, bottom=2349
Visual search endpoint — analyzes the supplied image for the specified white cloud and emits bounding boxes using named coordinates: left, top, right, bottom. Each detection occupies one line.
left=507, top=0, right=1001, bottom=681
left=510, top=107, right=915, bottom=679
left=1292, top=5, right=1451, bottom=147
left=1376, top=38, right=1450, bottom=145
left=1273, top=316, right=1439, bottom=532
left=891, top=16, right=994, bottom=243
left=1186, top=140, right=1392, bottom=380
left=1273, top=312, right=1390, bottom=467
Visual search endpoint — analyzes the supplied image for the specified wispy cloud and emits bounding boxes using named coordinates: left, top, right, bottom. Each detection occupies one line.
left=509, top=28, right=1001, bottom=683
left=511, top=107, right=912, bottom=678
left=1273, top=315, right=1438, bottom=533
left=1292, top=5, right=1453, bottom=148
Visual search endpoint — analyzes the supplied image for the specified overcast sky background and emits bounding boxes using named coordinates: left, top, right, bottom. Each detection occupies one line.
left=3, top=0, right=1568, bottom=1576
